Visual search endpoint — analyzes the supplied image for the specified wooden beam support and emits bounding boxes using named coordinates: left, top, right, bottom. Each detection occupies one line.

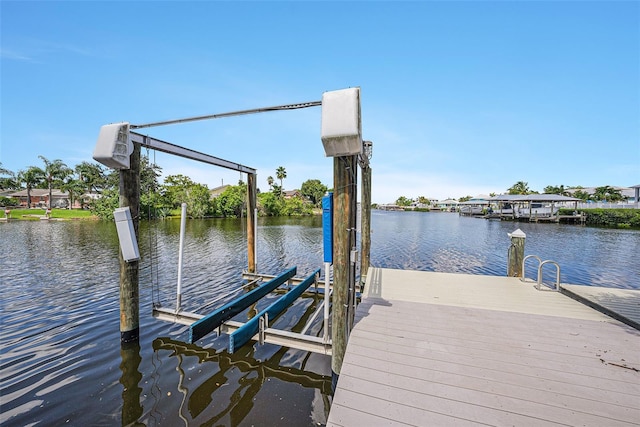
left=331, top=155, right=357, bottom=383
left=360, top=164, right=372, bottom=284
left=247, top=173, right=257, bottom=273
left=119, top=143, right=140, bottom=343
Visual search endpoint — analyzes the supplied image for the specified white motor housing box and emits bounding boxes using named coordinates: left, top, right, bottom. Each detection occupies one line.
left=113, top=206, right=140, bottom=262
left=93, top=122, right=132, bottom=169
left=321, top=88, right=362, bottom=157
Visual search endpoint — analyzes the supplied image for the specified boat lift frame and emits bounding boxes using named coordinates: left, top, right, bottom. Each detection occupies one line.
left=125, top=102, right=334, bottom=354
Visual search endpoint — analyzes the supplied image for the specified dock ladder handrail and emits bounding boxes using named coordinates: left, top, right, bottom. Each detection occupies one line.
left=522, top=255, right=561, bottom=291
left=521, top=255, right=542, bottom=282
left=537, top=260, right=561, bottom=291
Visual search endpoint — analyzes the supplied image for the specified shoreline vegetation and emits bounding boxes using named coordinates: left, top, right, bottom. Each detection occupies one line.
left=2, top=206, right=638, bottom=230
left=377, top=206, right=640, bottom=229
left=1, top=158, right=637, bottom=228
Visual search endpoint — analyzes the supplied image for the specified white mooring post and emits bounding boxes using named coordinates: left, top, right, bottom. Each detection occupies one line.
left=507, top=228, right=526, bottom=277
left=176, top=203, right=187, bottom=312
left=254, top=207, right=258, bottom=272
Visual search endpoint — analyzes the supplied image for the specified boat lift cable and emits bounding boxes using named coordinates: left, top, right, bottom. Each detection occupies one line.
left=130, top=101, right=322, bottom=130
left=146, top=146, right=161, bottom=308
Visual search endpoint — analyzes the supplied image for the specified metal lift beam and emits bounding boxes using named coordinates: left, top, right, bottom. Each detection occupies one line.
left=130, top=132, right=256, bottom=174
left=190, top=267, right=297, bottom=343
left=229, top=269, right=321, bottom=353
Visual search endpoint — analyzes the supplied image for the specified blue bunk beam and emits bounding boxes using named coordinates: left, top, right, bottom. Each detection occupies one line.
left=228, top=269, right=321, bottom=353
left=189, top=267, right=297, bottom=343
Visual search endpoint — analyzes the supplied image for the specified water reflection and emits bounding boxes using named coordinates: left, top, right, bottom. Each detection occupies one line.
left=152, top=338, right=332, bottom=426
left=120, top=342, right=144, bottom=427
left=2, top=214, right=639, bottom=427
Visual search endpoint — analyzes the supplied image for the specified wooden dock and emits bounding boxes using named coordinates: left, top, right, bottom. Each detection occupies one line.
left=327, top=268, right=640, bottom=426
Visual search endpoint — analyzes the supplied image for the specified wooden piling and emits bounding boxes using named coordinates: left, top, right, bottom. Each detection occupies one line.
left=507, top=228, right=526, bottom=277
left=119, top=142, right=140, bottom=343
left=247, top=172, right=257, bottom=273
left=360, top=164, right=371, bottom=285
left=332, top=155, right=357, bottom=384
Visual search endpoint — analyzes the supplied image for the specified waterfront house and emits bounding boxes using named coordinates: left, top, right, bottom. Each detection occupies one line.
left=458, top=195, right=490, bottom=216
left=209, top=185, right=230, bottom=199
left=8, top=189, right=71, bottom=208
left=283, top=189, right=302, bottom=199
left=434, top=199, right=459, bottom=212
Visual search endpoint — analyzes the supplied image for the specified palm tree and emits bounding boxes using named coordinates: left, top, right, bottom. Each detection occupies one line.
left=17, top=166, right=45, bottom=208
left=61, top=177, right=86, bottom=209
left=267, top=176, right=274, bottom=190
left=507, top=181, right=530, bottom=195
left=275, top=166, right=286, bottom=198
left=39, top=156, right=72, bottom=208
left=593, top=185, right=623, bottom=202
left=75, top=161, right=107, bottom=194
left=0, top=162, right=17, bottom=190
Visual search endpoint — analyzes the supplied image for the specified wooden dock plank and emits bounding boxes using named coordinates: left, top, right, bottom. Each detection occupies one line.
left=343, top=352, right=639, bottom=418
left=344, top=335, right=640, bottom=407
left=327, top=268, right=640, bottom=426
left=561, top=284, right=640, bottom=330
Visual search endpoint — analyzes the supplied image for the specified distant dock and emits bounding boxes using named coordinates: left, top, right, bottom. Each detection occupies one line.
left=327, top=268, right=640, bottom=426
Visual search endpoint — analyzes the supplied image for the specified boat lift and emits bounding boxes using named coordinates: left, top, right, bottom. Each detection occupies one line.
left=153, top=266, right=332, bottom=354
left=136, top=129, right=336, bottom=354
left=94, top=89, right=370, bottom=371
left=152, top=196, right=335, bottom=354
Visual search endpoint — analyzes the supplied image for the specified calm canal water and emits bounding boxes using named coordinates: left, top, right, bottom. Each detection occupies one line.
left=1, top=211, right=638, bottom=426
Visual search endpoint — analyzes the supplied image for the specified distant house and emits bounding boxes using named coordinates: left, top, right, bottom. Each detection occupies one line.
left=632, top=185, right=640, bottom=203
left=209, top=185, right=230, bottom=198
left=458, top=195, right=490, bottom=216
left=566, top=186, right=638, bottom=203
left=283, top=189, right=302, bottom=199
left=8, top=189, right=71, bottom=208
left=435, top=199, right=459, bottom=211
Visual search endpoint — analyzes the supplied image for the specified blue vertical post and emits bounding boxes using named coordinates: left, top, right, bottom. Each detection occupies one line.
left=323, top=193, right=333, bottom=263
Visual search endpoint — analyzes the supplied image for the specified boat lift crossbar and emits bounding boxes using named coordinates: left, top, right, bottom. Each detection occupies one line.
left=189, top=267, right=297, bottom=343
left=130, top=132, right=256, bottom=174
left=229, top=269, right=321, bottom=353
left=152, top=310, right=331, bottom=355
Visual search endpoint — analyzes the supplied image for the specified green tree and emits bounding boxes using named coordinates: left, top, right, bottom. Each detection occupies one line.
left=276, top=166, right=287, bottom=198
left=543, top=185, right=568, bottom=195
left=162, top=174, right=197, bottom=207
left=416, top=196, right=430, bottom=206
left=300, top=179, right=328, bottom=206
left=75, top=161, right=108, bottom=194
left=573, top=189, right=590, bottom=201
left=216, top=184, right=246, bottom=217
left=17, top=166, right=45, bottom=208
left=271, top=183, right=282, bottom=197
left=0, top=163, right=17, bottom=190
left=282, top=195, right=312, bottom=216
left=258, top=192, right=283, bottom=216
left=90, top=155, right=165, bottom=219
left=395, top=196, right=413, bottom=207
left=139, top=156, right=164, bottom=218
left=38, top=156, right=72, bottom=208
left=184, top=183, right=212, bottom=218
left=458, top=195, right=473, bottom=202
left=61, top=177, right=86, bottom=209
left=267, top=176, right=274, bottom=190
left=507, top=181, right=531, bottom=195
left=593, top=186, right=623, bottom=202
left=89, top=188, right=119, bottom=219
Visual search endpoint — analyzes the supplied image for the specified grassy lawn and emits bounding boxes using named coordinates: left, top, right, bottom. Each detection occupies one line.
left=4, top=208, right=98, bottom=220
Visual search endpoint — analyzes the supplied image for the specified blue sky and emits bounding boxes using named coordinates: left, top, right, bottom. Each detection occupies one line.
left=1, top=1, right=638, bottom=203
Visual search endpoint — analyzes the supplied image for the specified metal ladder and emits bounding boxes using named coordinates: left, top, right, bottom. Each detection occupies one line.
left=522, top=255, right=561, bottom=291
